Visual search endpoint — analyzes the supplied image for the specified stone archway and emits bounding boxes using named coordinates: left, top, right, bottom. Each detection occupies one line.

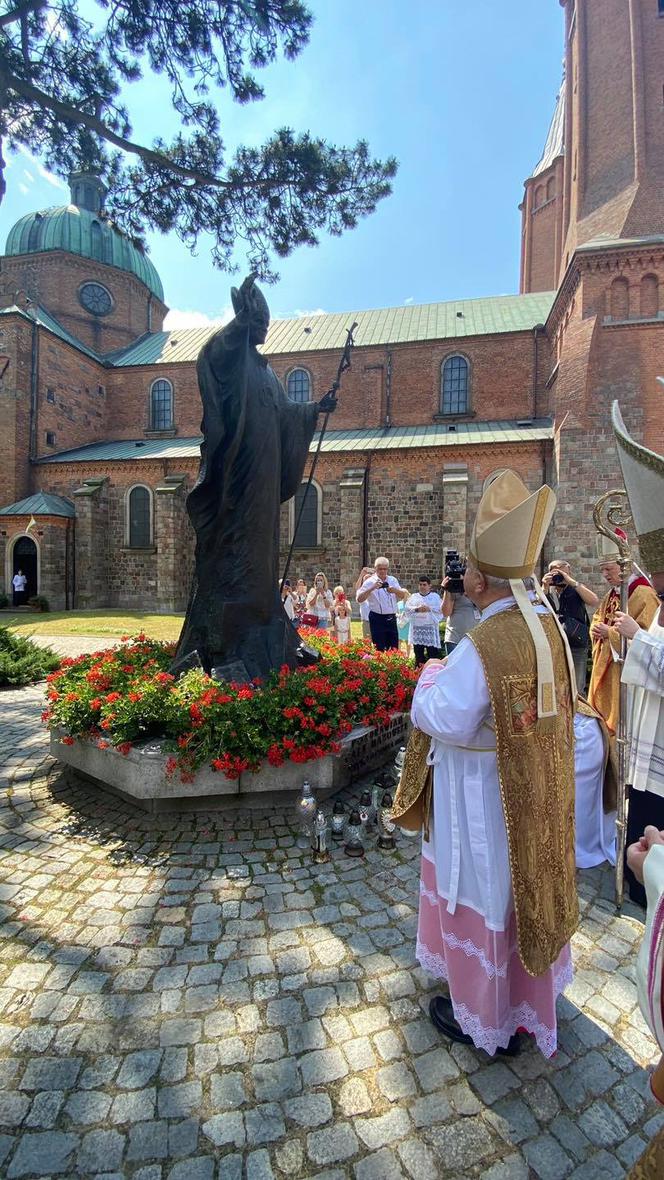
left=11, top=535, right=38, bottom=603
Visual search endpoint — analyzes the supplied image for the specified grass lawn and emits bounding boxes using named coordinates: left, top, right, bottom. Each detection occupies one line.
left=1, top=610, right=185, bottom=641
left=1, top=610, right=369, bottom=643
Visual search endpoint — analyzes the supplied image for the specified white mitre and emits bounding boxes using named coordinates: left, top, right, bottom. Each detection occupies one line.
left=468, top=469, right=576, bottom=717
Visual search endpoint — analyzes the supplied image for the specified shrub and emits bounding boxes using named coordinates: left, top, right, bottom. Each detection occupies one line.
left=0, top=593, right=8, bottom=609
left=27, top=595, right=50, bottom=612
left=43, top=631, right=419, bottom=780
left=0, top=627, right=60, bottom=687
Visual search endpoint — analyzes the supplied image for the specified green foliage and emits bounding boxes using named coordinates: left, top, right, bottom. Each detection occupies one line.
left=0, top=1, right=397, bottom=276
left=27, top=595, right=49, bottom=611
left=0, top=593, right=8, bottom=609
left=0, top=626, right=59, bottom=686
left=44, top=630, right=418, bottom=779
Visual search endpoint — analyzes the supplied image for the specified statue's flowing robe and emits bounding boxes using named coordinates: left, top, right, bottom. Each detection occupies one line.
left=588, top=578, right=658, bottom=734
left=174, top=316, right=319, bottom=679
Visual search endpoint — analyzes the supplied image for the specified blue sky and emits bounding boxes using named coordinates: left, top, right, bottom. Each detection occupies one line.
left=1, top=0, right=564, bottom=326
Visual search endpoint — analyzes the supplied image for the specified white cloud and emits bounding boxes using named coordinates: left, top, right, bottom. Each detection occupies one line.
left=404, top=296, right=414, bottom=305
left=15, top=145, right=66, bottom=191
left=292, top=307, right=327, bottom=318
left=163, top=306, right=233, bottom=331
left=18, top=183, right=29, bottom=195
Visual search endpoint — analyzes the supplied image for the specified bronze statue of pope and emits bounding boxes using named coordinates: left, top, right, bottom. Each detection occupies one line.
left=173, top=275, right=336, bottom=681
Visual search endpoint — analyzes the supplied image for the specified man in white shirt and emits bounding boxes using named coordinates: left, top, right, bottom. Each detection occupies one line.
left=12, top=568, right=27, bottom=606
left=357, top=557, right=409, bottom=651
left=405, top=576, right=443, bottom=665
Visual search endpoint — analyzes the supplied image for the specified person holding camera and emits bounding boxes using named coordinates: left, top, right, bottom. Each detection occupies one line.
left=357, top=557, right=409, bottom=651
left=542, top=560, right=599, bottom=693
left=441, top=552, right=480, bottom=656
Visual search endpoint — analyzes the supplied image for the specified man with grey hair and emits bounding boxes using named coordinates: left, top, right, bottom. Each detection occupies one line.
left=357, top=557, right=409, bottom=651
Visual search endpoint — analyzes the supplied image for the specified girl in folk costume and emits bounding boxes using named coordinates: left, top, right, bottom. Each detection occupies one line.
left=395, top=471, right=578, bottom=1058
left=588, top=529, right=658, bottom=737
left=611, top=402, right=664, bottom=907
left=332, top=587, right=352, bottom=646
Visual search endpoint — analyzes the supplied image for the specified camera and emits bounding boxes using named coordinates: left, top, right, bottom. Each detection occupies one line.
left=550, top=573, right=565, bottom=587
left=444, top=549, right=466, bottom=595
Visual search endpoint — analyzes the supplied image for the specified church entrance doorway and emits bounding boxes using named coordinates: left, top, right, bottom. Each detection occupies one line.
left=12, top=536, right=38, bottom=605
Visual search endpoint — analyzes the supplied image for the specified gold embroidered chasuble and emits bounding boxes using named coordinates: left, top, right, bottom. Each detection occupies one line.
left=469, top=608, right=578, bottom=978
left=588, top=583, right=658, bottom=735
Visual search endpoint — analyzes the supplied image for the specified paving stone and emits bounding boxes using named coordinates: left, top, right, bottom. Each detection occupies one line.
left=253, top=1032, right=286, bottom=1062
left=210, top=1072, right=247, bottom=1110
left=354, top=1147, right=405, bottom=1179
left=126, top=1120, right=169, bottom=1161
left=0, top=1092, right=30, bottom=1128
left=577, top=1102, right=629, bottom=1149
left=482, top=1155, right=530, bottom=1180
left=343, top=1036, right=377, bottom=1071
left=244, top=1102, right=285, bottom=1145
left=284, top=1094, right=333, bottom=1127
left=376, top=1061, right=417, bottom=1100
left=20, top=1056, right=81, bottom=1091
left=65, top=1090, right=111, bottom=1125
left=307, top=1123, right=360, bottom=1166
left=168, top=1118, right=199, bottom=1157
left=339, top=1077, right=373, bottom=1116
left=354, top=1109, right=411, bottom=1150
left=412, top=1047, right=459, bottom=1091
left=168, top=1158, right=214, bottom=1180
left=409, top=1094, right=453, bottom=1127
left=201, top=1112, right=245, bottom=1148
left=7, top=1130, right=79, bottom=1177
left=76, top=1129, right=125, bottom=1174
left=116, top=1051, right=162, bottom=1090
left=24, top=1090, right=65, bottom=1129
left=286, top=1017, right=327, bottom=1054
left=252, top=1059, right=301, bottom=1100
left=428, top=1118, right=497, bottom=1171
left=275, top=1139, right=304, bottom=1173
left=159, top=1019, right=201, bottom=1046
left=111, top=1088, right=156, bottom=1124
left=522, top=1134, right=574, bottom=1180
left=300, top=1047, right=348, bottom=1086
left=567, top=1150, right=625, bottom=1180
left=246, top=1148, right=276, bottom=1180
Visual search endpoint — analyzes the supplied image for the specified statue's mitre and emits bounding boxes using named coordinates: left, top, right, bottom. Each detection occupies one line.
left=612, top=401, right=664, bottom=575
left=469, top=469, right=556, bottom=579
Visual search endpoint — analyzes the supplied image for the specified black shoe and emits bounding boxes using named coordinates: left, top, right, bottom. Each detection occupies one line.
left=429, top=995, right=521, bottom=1057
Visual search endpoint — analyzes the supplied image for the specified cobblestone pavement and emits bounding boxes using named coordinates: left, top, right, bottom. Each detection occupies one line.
left=0, top=682, right=663, bottom=1179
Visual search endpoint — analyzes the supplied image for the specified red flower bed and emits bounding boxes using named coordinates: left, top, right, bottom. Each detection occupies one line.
left=43, top=631, right=418, bottom=780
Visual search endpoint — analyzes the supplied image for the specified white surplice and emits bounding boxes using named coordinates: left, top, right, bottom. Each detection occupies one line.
left=404, top=591, right=443, bottom=649
left=622, top=616, right=664, bottom=798
left=411, top=597, right=513, bottom=931
left=573, top=712, right=616, bottom=869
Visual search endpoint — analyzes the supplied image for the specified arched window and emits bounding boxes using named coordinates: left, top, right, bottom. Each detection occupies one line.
left=640, top=274, right=659, bottom=319
left=127, top=486, right=152, bottom=548
left=534, top=185, right=545, bottom=209
left=610, top=276, right=629, bottom=321
left=150, top=379, right=173, bottom=430
left=287, top=368, right=311, bottom=403
left=441, top=355, right=470, bottom=415
left=90, top=220, right=103, bottom=262
left=546, top=176, right=555, bottom=201
left=291, top=481, right=321, bottom=548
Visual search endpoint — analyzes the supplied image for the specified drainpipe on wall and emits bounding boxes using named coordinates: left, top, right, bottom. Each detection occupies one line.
left=532, top=324, right=544, bottom=420
left=362, top=452, right=373, bottom=568
left=71, top=516, right=76, bottom=610
left=28, top=314, right=39, bottom=466
left=384, top=349, right=393, bottom=430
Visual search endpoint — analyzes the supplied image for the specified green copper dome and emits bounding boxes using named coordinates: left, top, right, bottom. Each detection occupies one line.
left=4, top=173, right=164, bottom=302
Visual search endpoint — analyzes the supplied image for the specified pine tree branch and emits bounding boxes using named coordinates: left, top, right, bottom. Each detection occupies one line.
left=0, top=64, right=234, bottom=187
left=0, top=0, right=46, bottom=29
